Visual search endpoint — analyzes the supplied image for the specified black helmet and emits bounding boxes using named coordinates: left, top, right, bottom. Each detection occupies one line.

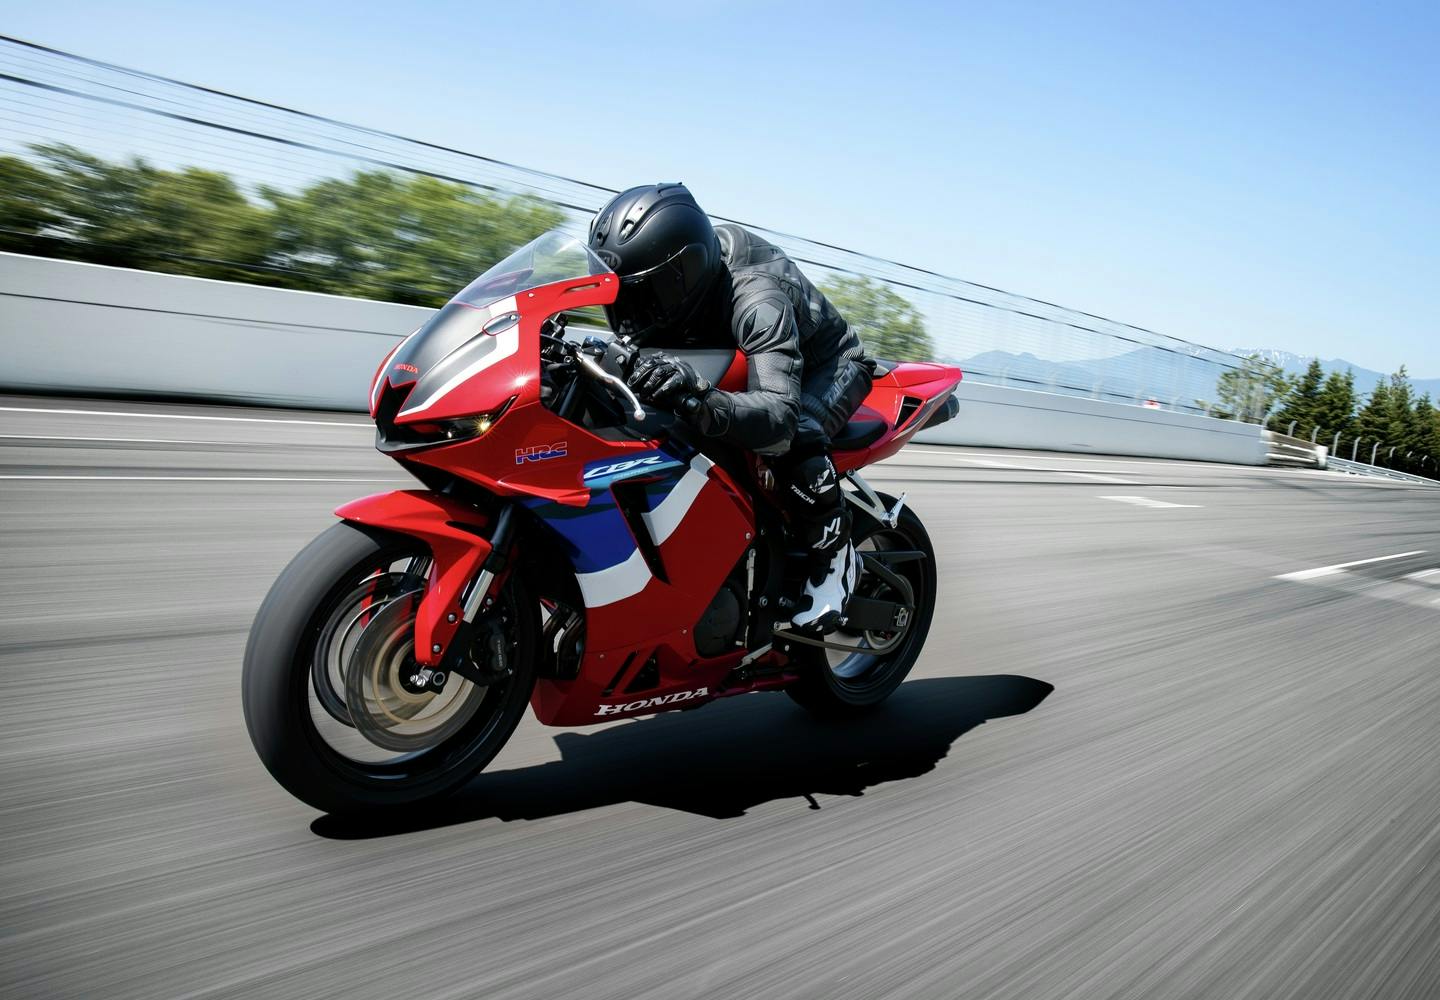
left=588, top=183, right=722, bottom=341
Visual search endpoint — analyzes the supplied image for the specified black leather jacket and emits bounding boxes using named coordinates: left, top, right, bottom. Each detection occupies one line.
left=676, top=225, right=871, bottom=454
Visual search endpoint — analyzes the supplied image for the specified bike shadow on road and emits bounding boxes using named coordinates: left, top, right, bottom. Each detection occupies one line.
left=312, top=674, right=1053, bottom=838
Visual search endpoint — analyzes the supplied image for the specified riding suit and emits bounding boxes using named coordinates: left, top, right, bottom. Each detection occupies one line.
left=588, top=183, right=871, bottom=628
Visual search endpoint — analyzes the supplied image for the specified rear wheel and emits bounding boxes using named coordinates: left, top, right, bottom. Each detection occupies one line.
left=242, top=522, right=537, bottom=814
left=786, top=497, right=937, bottom=718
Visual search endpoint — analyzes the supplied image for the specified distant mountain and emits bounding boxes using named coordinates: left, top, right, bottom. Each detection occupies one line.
left=1229, top=350, right=1440, bottom=398
left=954, top=348, right=1238, bottom=413
left=953, top=347, right=1440, bottom=413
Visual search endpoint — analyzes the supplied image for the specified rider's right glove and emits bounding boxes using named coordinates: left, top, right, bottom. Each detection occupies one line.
left=627, top=352, right=714, bottom=412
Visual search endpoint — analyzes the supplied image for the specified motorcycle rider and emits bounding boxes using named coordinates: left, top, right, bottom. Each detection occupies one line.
left=588, top=183, right=873, bottom=630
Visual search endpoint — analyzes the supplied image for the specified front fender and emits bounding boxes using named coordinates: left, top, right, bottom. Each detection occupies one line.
left=336, top=490, right=492, bottom=667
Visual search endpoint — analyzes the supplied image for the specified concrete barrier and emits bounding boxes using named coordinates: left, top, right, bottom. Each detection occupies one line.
left=0, top=252, right=425, bottom=409
left=2, top=252, right=1268, bottom=465
left=914, top=380, right=1268, bottom=465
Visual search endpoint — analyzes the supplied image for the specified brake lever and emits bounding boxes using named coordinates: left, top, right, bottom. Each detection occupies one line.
left=577, top=353, right=646, bottom=421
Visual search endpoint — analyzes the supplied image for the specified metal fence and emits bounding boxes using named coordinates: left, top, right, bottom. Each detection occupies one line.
left=0, top=34, right=1270, bottom=415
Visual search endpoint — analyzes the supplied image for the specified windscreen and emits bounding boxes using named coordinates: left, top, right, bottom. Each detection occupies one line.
left=383, top=230, right=614, bottom=392
left=453, top=230, right=612, bottom=308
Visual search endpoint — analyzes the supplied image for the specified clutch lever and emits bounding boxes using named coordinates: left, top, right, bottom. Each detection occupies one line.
left=577, top=353, right=646, bottom=421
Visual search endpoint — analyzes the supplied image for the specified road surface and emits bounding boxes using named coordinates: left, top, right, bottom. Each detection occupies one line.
left=2, top=394, right=1438, bottom=999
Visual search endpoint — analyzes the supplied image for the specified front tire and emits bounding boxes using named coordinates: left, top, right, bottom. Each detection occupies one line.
left=242, top=522, right=537, bottom=814
left=786, top=497, right=937, bottom=718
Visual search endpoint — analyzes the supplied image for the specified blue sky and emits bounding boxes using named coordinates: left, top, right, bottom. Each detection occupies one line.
left=3, top=0, right=1436, bottom=374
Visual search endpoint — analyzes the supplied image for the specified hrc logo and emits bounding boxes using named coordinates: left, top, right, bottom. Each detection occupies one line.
left=515, top=442, right=568, bottom=465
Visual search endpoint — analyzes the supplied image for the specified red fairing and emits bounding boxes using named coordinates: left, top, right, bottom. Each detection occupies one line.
left=834, top=362, right=963, bottom=472
left=339, top=236, right=958, bottom=726
left=335, top=490, right=493, bottom=667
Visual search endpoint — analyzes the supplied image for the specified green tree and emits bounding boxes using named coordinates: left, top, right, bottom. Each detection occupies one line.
left=1274, top=358, right=1325, bottom=437
left=1355, top=379, right=1394, bottom=463
left=0, top=155, right=65, bottom=255
left=1209, top=353, right=1291, bottom=423
left=26, top=144, right=274, bottom=282
left=820, top=275, right=934, bottom=360
left=1313, top=368, right=1358, bottom=447
left=262, top=171, right=562, bottom=306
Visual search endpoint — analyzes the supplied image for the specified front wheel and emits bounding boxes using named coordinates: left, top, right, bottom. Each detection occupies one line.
left=242, top=522, right=537, bottom=814
left=786, top=497, right=938, bottom=719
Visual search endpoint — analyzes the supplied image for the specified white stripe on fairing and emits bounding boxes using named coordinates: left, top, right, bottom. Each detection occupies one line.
left=641, top=454, right=715, bottom=546
left=396, top=297, right=519, bottom=418
left=577, top=548, right=652, bottom=608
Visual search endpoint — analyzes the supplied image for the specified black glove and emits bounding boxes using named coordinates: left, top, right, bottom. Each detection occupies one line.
left=627, top=352, right=713, bottom=410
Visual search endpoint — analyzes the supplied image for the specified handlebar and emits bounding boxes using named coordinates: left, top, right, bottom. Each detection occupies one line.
left=576, top=353, right=646, bottom=421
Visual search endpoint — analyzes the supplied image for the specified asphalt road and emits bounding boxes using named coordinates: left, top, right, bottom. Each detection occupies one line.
left=2, top=394, right=1438, bottom=1000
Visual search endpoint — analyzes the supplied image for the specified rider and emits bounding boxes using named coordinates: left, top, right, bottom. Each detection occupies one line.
left=588, top=183, right=873, bottom=630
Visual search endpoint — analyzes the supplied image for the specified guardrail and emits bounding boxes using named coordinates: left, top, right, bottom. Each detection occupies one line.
left=1325, top=456, right=1440, bottom=486
left=1262, top=430, right=1328, bottom=469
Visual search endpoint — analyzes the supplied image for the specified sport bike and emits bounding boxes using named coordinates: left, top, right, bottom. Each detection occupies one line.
left=242, top=230, right=962, bottom=813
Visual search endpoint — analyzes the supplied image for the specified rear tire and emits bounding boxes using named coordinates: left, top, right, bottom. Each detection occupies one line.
left=786, top=498, right=937, bottom=719
left=242, top=522, right=537, bottom=814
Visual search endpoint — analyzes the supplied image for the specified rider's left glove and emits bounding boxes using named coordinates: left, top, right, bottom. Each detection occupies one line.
left=627, top=353, right=714, bottom=412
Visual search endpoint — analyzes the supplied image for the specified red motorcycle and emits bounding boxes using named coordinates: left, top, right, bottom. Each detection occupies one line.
left=243, top=231, right=962, bottom=813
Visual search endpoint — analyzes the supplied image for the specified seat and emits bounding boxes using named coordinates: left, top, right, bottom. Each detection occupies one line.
left=831, top=418, right=887, bottom=451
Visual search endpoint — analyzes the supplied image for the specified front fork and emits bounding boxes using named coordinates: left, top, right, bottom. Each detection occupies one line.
left=334, top=489, right=518, bottom=683
left=418, top=504, right=517, bottom=691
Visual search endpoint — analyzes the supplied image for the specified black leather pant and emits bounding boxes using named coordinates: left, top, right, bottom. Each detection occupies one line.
left=772, top=356, right=873, bottom=562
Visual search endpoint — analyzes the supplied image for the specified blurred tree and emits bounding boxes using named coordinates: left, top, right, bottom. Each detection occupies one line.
left=820, top=275, right=934, bottom=360
left=1355, top=379, right=1393, bottom=463
left=1274, top=358, right=1325, bottom=436
left=26, top=144, right=274, bottom=282
left=0, top=155, right=65, bottom=255
left=1313, top=368, right=1358, bottom=445
left=1210, top=353, right=1291, bottom=423
left=262, top=171, right=562, bottom=306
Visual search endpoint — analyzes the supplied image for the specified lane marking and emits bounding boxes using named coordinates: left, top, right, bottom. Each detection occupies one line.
left=951, top=457, right=1036, bottom=470
left=0, top=434, right=232, bottom=445
left=0, top=475, right=406, bottom=483
left=1404, top=569, right=1440, bottom=581
left=0, top=405, right=369, bottom=428
left=1098, top=495, right=1203, bottom=509
left=1275, top=550, right=1427, bottom=582
left=1062, top=471, right=1139, bottom=485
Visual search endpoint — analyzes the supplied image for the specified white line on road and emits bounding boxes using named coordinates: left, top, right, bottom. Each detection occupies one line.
left=1061, top=471, right=1140, bottom=485
left=0, top=475, right=406, bottom=483
left=1405, top=569, right=1440, bottom=580
left=1275, top=550, right=1427, bottom=581
left=0, top=406, right=369, bottom=428
left=1098, top=495, right=1203, bottom=509
left=0, top=434, right=230, bottom=446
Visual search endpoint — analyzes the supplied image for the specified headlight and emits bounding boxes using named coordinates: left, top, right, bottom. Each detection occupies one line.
left=376, top=396, right=514, bottom=452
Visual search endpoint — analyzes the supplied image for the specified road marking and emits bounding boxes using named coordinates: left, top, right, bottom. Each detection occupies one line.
left=1275, top=550, right=1427, bottom=582
left=953, top=457, right=1139, bottom=485
left=1405, top=569, right=1440, bottom=580
left=1098, top=495, right=1203, bottom=509
left=0, top=475, right=406, bottom=483
left=0, top=434, right=226, bottom=445
left=0, top=405, right=369, bottom=428
left=1062, top=471, right=1139, bottom=485
left=951, top=457, right=1036, bottom=470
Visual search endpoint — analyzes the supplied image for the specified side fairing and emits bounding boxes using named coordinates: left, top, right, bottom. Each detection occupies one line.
left=523, top=442, right=756, bottom=726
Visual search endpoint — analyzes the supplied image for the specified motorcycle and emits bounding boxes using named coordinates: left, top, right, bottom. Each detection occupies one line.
left=242, top=230, right=962, bottom=813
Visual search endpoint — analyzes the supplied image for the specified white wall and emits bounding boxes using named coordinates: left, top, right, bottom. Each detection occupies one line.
left=914, top=380, right=1268, bottom=464
left=1, top=252, right=1268, bottom=465
left=0, top=252, right=426, bottom=409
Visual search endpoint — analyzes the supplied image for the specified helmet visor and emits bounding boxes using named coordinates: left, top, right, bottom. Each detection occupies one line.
left=604, top=243, right=712, bottom=340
